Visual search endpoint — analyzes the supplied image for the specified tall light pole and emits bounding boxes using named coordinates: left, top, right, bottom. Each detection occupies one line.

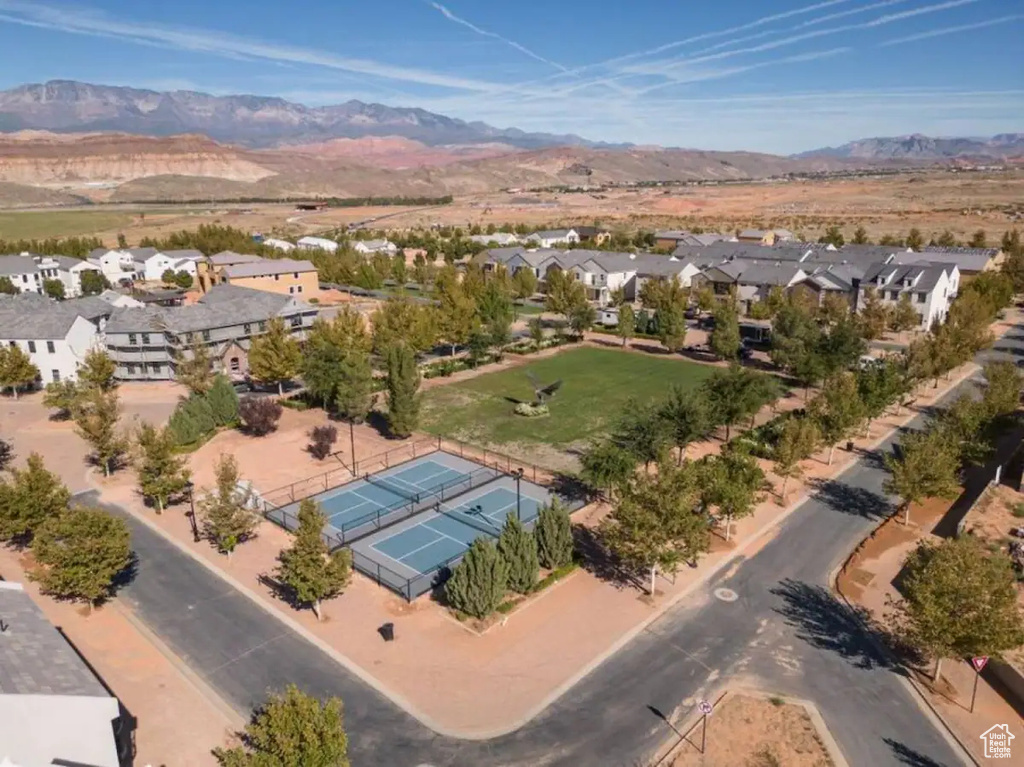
left=185, top=480, right=200, bottom=542
left=513, top=468, right=524, bottom=522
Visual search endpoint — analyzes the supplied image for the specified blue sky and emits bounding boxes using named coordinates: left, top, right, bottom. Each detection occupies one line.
left=0, top=0, right=1020, bottom=153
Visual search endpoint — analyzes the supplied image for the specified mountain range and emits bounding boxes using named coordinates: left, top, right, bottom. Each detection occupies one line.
left=798, top=133, right=1024, bottom=160
left=0, top=80, right=608, bottom=150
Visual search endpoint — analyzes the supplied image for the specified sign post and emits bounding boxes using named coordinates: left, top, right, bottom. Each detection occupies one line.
left=970, top=656, right=989, bottom=713
left=697, top=699, right=713, bottom=754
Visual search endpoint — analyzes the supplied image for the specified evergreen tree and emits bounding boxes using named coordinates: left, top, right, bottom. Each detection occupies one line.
left=42, top=379, right=80, bottom=419
left=248, top=317, right=301, bottom=395
left=889, top=537, right=1024, bottom=682
left=213, top=685, right=349, bottom=767
left=497, top=513, right=539, bottom=594
left=851, top=226, right=870, bottom=245
left=275, top=499, right=351, bottom=620
left=444, top=538, right=508, bottom=618
left=135, top=422, right=191, bottom=512
left=77, top=348, right=117, bottom=391
left=199, top=454, right=259, bottom=558
left=385, top=343, right=420, bottom=438
left=335, top=349, right=373, bottom=469
left=206, top=374, right=240, bottom=426
left=906, top=227, right=924, bottom=251
left=535, top=499, right=573, bottom=570
left=0, top=453, right=70, bottom=543
left=174, top=340, right=215, bottom=395
left=617, top=304, right=636, bottom=348
left=72, top=387, right=128, bottom=476
left=0, top=344, right=39, bottom=398
left=30, top=506, right=132, bottom=609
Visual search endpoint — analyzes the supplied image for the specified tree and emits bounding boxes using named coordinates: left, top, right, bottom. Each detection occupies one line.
left=567, top=301, right=596, bottom=340
left=0, top=453, right=70, bottom=543
left=579, top=439, right=636, bottom=499
left=174, top=340, right=215, bottom=395
left=385, top=343, right=420, bottom=438
left=968, top=229, right=988, bottom=249
left=851, top=226, right=870, bottom=245
left=199, top=454, right=259, bottom=558
left=0, top=344, right=39, bottom=398
left=213, top=685, right=349, bottom=767
left=890, top=537, right=1024, bottom=682
left=981, top=360, right=1022, bottom=420
left=708, top=300, right=741, bottom=361
left=275, top=499, right=351, bottom=620
left=309, top=308, right=372, bottom=356
left=818, top=225, right=845, bottom=248
left=248, top=318, right=301, bottom=395
left=78, top=348, right=117, bottom=391
left=512, top=268, right=538, bottom=313
left=617, top=304, right=636, bottom=348
left=809, top=372, right=865, bottom=465
left=0, top=437, right=12, bottom=471
left=818, top=292, right=850, bottom=325
left=73, top=387, right=128, bottom=475
left=370, top=296, right=437, bottom=354
left=334, top=349, right=373, bottom=468
left=436, top=276, right=477, bottom=356
left=174, top=270, right=194, bottom=289
left=657, top=301, right=687, bottom=352
left=238, top=397, right=283, bottom=437
left=534, top=499, right=574, bottom=570
left=906, top=228, right=924, bottom=251
left=301, top=332, right=346, bottom=410
left=934, top=230, right=958, bottom=248
left=883, top=429, right=960, bottom=524
left=0, top=276, right=16, bottom=295
left=856, top=361, right=893, bottom=436
left=466, top=327, right=491, bottom=367
left=527, top=317, right=545, bottom=348
left=80, top=270, right=110, bottom=296
left=890, top=293, right=920, bottom=337
left=773, top=417, right=820, bottom=498
left=545, top=269, right=585, bottom=320
left=206, top=374, right=240, bottom=426
left=497, top=513, right=539, bottom=594
left=703, top=365, right=768, bottom=441
left=659, top=385, right=713, bottom=464
left=477, top=279, right=514, bottom=343
left=936, top=395, right=992, bottom=467
left=135, top=422, right=191, bottom=512
left=30, top=506, right=132, bottom=609
left=612, top=400, right=671, bottom=470
left=161, top=268, right=177, bottom=284
left=42, top=278, right=65, bottom=300
left=700, top=449, right=766, bottom=541
left=308, top=425, right=338, bottom=460
left=857, top=287, right=891, bottom=341
left=42, top=379, right=80, bottom=419
left=601, top=460, right=709, bottom=594
left=444, top=538, right=508, bottom=618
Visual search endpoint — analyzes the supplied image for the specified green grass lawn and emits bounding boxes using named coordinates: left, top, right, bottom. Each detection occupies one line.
left=0, top=210, right=134, bottom=240
left=421, top=346, right=716, bottom=448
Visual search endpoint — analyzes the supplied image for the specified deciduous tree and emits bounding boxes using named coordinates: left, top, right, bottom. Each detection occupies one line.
left=248, top=318, right=301, bottom=395
left=857, top=287, right=891, bottom=341
left=238, top=397, right=283, bottom=436
left=709, top=300, right=741, bottom=361
left=772, top=417, right=820, bottom=498
left=981, top=360, right=1022, bottom=419
left=43, top=278, right=65, bottom=300
left=617, top=304, right=636, bottom=348
left=659, top=385, right=713, bottom=464
left=174, top=340, right=215, bottom=395
left=0, top=453, right=70, bottom=543
left=579, top=439, right=635, bottom=499
left=699, top=449, right=766, bottom=541
left=890, top=293, right=921, bottom=337
left=78, top=348, right=117, bottom=391
left=275, top=499, right=351, bottom=620
left=42, top=379, right=79, bottom=419
left=612, top=400, right=671, bottom=470
left=135, top=422, right=191, bottom=512
left=370, top=297, right=437, bottom=354
left=0, top=344, right=39, bottom=398
left=883, top=429, right=960, bottom=524
left=809, top=372, right=865, bottom=465
left=80, top=270, right=110, bottom=296
left=73, top=387, right=128, bottom=475
left=30, top=506, right=132, bottom=609
left=199, top=454, right=259, bottom=558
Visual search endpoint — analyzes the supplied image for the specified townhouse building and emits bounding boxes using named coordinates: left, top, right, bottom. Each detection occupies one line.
left=525, top=229, right=579, bottom=248
left=353, top=238, right=398, bottom=255
left=297, top=236, right=339, bottom=253
left=221, top=258, right=318, bottom=297
left=858, top=261, right=959, bottom=329
left=0, top=293, right=103, bottom=383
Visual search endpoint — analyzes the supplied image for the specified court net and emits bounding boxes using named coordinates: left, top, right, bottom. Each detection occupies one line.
left=435, top=501, right=502, bottom=538
left=364, top=473, right=420, bottom=503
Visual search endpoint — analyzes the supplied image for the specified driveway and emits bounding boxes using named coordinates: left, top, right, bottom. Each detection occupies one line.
left=98, top=325, right=1024, bottom=766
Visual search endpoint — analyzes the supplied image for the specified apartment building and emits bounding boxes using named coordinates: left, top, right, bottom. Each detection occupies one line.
left=858, top=261, right=959, bottom=329
left=0, top=293, right=103, bottom=383
left=221, top=258, right=319, bottom=296
left=103, top=284, right=318, bottom=381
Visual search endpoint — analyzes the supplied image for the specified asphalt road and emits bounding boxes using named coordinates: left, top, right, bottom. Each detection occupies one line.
left=101, top=325, right=1024, bottom=767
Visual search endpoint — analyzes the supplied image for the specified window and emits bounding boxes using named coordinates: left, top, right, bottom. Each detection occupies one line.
left=128, top=333, right=137, bottom=345
left=186, top=332, right=195, bottom=343
left=293, top=272, right=299, bottom=279
left=274, top=274, right=280, bottom=281
left=259, top=321, right=266, bottom=332
left=289, top=286, right=295, bottom=295
left=243, top=323, right=252, bottom=334
left=51, top=369, right=60, bottom=383
left=141, top=333, right=150, bottom=345
left=139, top=363, right=147, bottom=373
left=202, top=330, right=211, bottom=341
left=126, top=364, right=136, bottom=374
left=27, top=341, right=36, bottom=353
left=46, top=341, right=55, bottom=354
left=888, top=290, right=899, bottom=301
left=917, top=292, right=926, bottom=304
left=230, top=357, right=240, bottom=372
left=151, top=363, right=162, bottom=373
left=297, top=286, right=303, bottom=293
left=290, top=316, right=301, bottom=328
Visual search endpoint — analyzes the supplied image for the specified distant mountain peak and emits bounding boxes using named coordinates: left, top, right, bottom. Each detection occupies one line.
left=797, top=133, right=1024, bottom=160
left=0, top=79, right=618, bottom=150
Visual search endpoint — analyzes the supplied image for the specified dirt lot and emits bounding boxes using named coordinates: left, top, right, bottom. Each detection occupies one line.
left=6, top=169, right=1021, bottom=247
left=667, top=693, right=834, bottom=767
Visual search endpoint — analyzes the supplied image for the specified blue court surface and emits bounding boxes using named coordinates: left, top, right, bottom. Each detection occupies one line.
left=273, top=452, right=500, bottom=545
left=350, top=474, right=557, bottom=599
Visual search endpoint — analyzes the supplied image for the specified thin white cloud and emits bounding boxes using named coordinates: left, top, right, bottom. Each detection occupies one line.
left=879, top=13, right=1022, bottom=44
left=0, top=0, right=507, bottom=93
left=428, top=2, right=567, bottom=72
left=794, top=0, right=912, bottom=28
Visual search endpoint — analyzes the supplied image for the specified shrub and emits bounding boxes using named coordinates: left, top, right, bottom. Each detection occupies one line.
left=206, top=375, right=240, bottom=426
left=239, top=396, right=283, bottom=436
left=308, top=425, right=338, bottom=460
left=1013, top=503, right=1024, bottom=519
left=513, top=402, right=549, bottom=417
left=167, top=394, right=217, bottom=446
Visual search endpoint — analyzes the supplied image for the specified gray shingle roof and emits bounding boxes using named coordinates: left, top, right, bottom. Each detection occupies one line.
left=736, top=263, right=805, bottom=287
left=224, top=259, right=316, bottom=279
left=125, top=247, right=159, bottom=260
left=0, top=255, right=38, bottom=277
left=738, top=229, right=768, bottom=239
left=209, top=251, right=264, bottom=266
left=0, top=582, right=108, bottom=696
left=918, top=248, right=996, bottom=272
left=0, top=293, right=83, bottom=339
left=160, top=249, right=204, bottom=261
left=105, top=284, right=312, bottom=334
left=862, top=261, right=948, bottom=293
left=529, top=229, right=575, bottom=240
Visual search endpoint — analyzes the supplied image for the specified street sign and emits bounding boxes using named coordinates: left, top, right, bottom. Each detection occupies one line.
left=971, top=656, right=989, bottom=673
left=698, top=699, right=713, bottom=715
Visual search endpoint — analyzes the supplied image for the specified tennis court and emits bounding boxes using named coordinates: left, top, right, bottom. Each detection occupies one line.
left=350, top=474, right=557, bottom=599
left=270, top=452, right=502, bottom=546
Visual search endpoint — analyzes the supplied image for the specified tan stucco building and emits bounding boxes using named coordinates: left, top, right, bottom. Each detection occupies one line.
left=219, top=257, right=319, bottom=297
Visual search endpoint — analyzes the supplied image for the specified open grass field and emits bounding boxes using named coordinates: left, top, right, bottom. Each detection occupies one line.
left=0, top=209, right=135, bottom=240
left=420, top=347, right=715, bottom=450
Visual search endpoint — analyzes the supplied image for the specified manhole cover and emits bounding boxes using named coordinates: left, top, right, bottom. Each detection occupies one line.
left=714, top=587, right=739, bottom=602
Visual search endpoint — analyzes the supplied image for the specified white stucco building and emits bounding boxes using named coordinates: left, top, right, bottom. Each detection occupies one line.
left=858, top=261, right=959, bottom=329
left=0, top=294, right=103, bottom=383
left=297, top=236, right=339, bottom=253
